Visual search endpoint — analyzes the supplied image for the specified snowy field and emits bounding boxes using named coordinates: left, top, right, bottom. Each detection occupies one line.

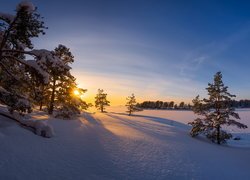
left=0, top=106, right=250, bottom=180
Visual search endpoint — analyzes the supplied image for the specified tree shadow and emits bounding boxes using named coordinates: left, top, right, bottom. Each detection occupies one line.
left=81, top=112, right=103, bottom=125
left=68, top=112, right=125, bottom=179
left=109, top=112, right=189, bottom=129
left=104, top=112, right=190, bottom=142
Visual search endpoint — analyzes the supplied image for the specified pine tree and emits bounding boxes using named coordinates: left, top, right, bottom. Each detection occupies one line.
left=189, top=72, right=247, bottom=144
left=179, top=102, right=185, bottom=109
left=55, top=86, right=90, bottom=119
left=126, top=94, right=141, bottom=115
left=0, top=2, right=49, bottom=114
left=46, top=44, right=73, bottom=114
left=95, top=89, right=110, bottom=113
left=168, top=101, right=174, bottom=109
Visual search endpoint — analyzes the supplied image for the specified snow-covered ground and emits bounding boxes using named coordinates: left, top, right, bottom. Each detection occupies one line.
left=0, top=106, right=250, bottom=180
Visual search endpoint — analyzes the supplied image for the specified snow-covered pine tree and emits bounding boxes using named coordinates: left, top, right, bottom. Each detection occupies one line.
left=34, top=44, right=90, bottom=116
left=55, top=82, right=91, bottom=118
left=126, top=93, right=141, bottom=115
left=0, top=1, right=51, bottom=114
left=44, top=44, right=73, bottom=114
left=95, top=89, right=110, bottom=113
left=189, top=72, right=247, bottom=144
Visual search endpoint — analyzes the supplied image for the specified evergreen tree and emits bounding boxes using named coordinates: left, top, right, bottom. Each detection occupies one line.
left=0, top=1, right=50, bottom=114
left=163, top=102, right=168, bottom=109
left=189, top=72, right=247, bottom=144
left=95, top=89, right=110, bottom=112
left=55, top=87, right=90, bottom=118
left=179, top=102, right=185, bottom=109
left=168, top=101, right=174, bottom=109
left=46, top=44, right=73, bottom=114
left=36, top=44, right=90, bottom=116
left=126, top=94, right=141, bottom=115
left=0, top=2, right=90, bottom=117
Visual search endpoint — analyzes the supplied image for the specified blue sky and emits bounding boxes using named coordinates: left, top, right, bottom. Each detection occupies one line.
left=2, top=0, right=250, bottom=104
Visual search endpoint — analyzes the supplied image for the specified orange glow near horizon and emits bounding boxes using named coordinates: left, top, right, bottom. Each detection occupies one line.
left=72, top=70, right=192, bottom=106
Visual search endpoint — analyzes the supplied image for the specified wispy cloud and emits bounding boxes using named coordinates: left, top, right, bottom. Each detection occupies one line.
left=178, top=22, right=250, bottom=78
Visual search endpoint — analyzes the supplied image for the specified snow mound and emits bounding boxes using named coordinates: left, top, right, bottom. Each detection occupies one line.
left=20, top=119, right=54, bottom=138
left=0, top=110, right=54, bottom=138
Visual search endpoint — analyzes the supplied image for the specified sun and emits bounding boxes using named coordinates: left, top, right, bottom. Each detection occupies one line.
left=73, top=89, right=80, bottom=96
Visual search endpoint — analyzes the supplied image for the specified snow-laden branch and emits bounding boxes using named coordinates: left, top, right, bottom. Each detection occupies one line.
left=0, top=61, right=20, bottom=81
left=0, top=110, right=54, bottom=138
left=1, top=49, right=71, bottom=84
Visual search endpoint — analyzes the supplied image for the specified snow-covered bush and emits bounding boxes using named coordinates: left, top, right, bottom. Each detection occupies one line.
left=54, top=95, right=91, bottom=119
left=54, top=105, right=80, bottom=119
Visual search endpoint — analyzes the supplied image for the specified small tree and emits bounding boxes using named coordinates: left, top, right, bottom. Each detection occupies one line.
left=168, top=101, right=174, bottom=109
left=95, top=89, right=110, bottom=112
left=189, top=72, right=247, bottom=144
left=126, top=94, right=141, bottom=116
left=46, top=44, right=74, bottom=114
left=179, top=102, right=185, bottom=109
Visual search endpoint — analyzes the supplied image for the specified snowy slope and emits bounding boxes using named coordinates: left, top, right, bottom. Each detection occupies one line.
left=0, top=107, right=250, bottom=180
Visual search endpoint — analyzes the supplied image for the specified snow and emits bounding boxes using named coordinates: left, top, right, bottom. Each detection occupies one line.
left=27, top=49, right=72, bottom=83
left=30, top=49, right=71, bottom=70
left=19, top=119, right=54, bottom=138
left=16, top=1, right=35, bottom=13
left=26, top=60, right=49, bottom=83
left=0, top=106, right=250, bottom=179
left=0, top=107, right=54, bottom=138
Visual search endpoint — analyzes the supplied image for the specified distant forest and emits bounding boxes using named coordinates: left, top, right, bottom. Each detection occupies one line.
left=136, top=99, right=250, bottom=110
left=230, top=100, right=250, bottom=108
left=136, top=101, right=192, bottom=110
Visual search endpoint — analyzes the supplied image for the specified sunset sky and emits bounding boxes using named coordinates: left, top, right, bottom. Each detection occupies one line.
left=2, top=0, right=250, bottom=105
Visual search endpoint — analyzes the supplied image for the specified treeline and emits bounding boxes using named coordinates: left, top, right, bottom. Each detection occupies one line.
left=230, top=100, right=250, bottom=108
left=137, top=99, right=250, bottom=110
left=137, top=101, right=192, bottom=110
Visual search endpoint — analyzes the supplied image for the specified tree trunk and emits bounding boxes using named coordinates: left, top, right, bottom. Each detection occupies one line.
left=216, top=125, right=221, bottom=144
left=129, top=108, right=131, bottom=116
left=101, top=105, right=103, bottom=113
left=39, top=101, right=43, bottom=111
left=48, top=78, right=56, bottom=115
left=39, top=85, right=45, bottom=111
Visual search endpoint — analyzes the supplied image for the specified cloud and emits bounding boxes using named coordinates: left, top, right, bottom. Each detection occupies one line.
left=178, top=22, right=250, bottom=78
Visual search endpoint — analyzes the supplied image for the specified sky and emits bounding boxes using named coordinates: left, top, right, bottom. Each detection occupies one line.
left=1, top=0, right=250, bottom=105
